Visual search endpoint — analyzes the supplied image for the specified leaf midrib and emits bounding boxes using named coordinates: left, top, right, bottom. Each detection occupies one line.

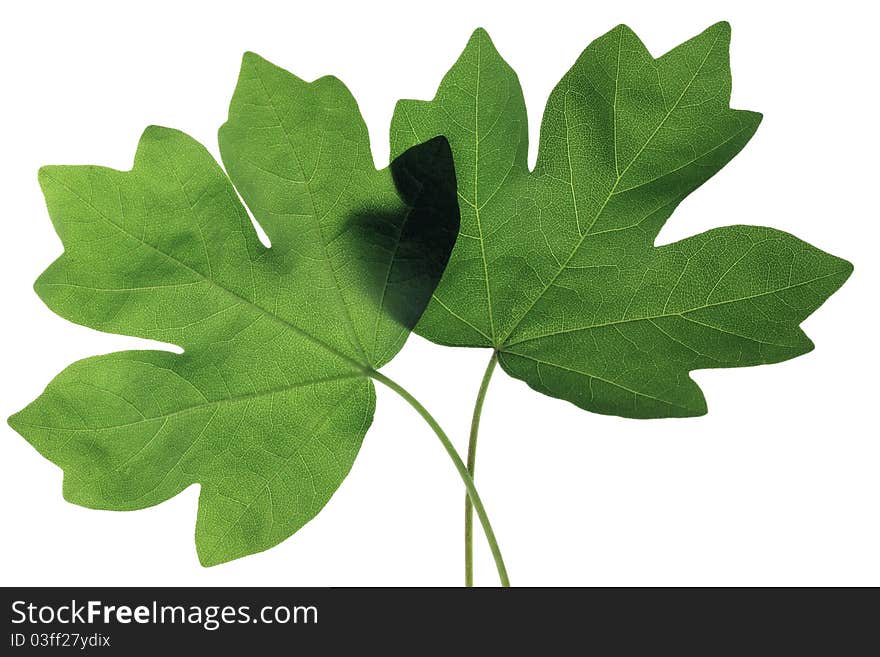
left=503, top=270, right=842, bottom=349
left=502, top=352, right=698, bottom=413
left=472, top=35, right=498, bottom=342
left=15, top=372, right=365, bottom=433
left=249, top=66, right=373, bottom=366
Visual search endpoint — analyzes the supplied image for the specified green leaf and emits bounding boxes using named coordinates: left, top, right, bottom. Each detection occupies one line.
left=391, top=23, right=852, bottom=418
left=9, top=53, right=458, bottom=565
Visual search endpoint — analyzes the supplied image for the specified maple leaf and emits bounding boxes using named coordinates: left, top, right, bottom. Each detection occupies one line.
left=9, top=53, right=459, bottom=566
left=391, top=23, right=852, bottom=418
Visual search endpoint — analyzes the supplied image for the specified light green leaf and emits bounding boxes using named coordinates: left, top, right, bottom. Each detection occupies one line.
left=9, top=53, right=458, bottom=565
left=391, top=23, right=852, bottom=418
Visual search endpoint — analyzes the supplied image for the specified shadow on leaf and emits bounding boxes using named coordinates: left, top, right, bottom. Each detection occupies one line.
left=346, top=136, right=460, bottom=332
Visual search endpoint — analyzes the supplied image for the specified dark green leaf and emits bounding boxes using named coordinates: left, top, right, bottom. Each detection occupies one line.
left=391, top=24, right=852, bottom=418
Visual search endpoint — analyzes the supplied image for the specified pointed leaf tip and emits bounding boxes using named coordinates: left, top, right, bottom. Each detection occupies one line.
left=610, top=23, right=637, bottom=37
left=241, top=50, right=265, bottom=67
left=468, top=27, right=498, bottom=52
left=712, top=20, right=732, bottom=36
left=471, top=27, right=490, bottom=39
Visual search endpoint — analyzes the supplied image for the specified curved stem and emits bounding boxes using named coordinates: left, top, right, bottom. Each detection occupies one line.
left=370, top=369, right=509, bottom=587
left=465, top=350, right=499, bottom=586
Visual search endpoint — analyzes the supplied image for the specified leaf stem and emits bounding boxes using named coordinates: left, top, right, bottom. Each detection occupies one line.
left=370, top=369, right=509, bottom=587
left=465, top=350, right=499, bottom=586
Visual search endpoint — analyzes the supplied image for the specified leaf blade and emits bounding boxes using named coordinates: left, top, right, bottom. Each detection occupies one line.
left=391, top=24, right=851, bottom=418
left=9, top=350, right=372, bottom=566
left=11, top=56, right=459, bottom=564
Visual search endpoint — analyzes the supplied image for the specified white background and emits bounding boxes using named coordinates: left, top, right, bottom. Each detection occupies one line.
left=1, top=0, right=876, bottom=587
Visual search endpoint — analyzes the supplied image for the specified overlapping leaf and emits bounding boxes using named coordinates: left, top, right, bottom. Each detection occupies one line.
left=391, top=23, right=852, bottom=417
left=9, top=53, right=458, bottom=565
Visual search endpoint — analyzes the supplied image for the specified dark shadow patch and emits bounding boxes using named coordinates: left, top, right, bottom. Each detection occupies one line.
left=347, top=136, right=460, bottom=332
